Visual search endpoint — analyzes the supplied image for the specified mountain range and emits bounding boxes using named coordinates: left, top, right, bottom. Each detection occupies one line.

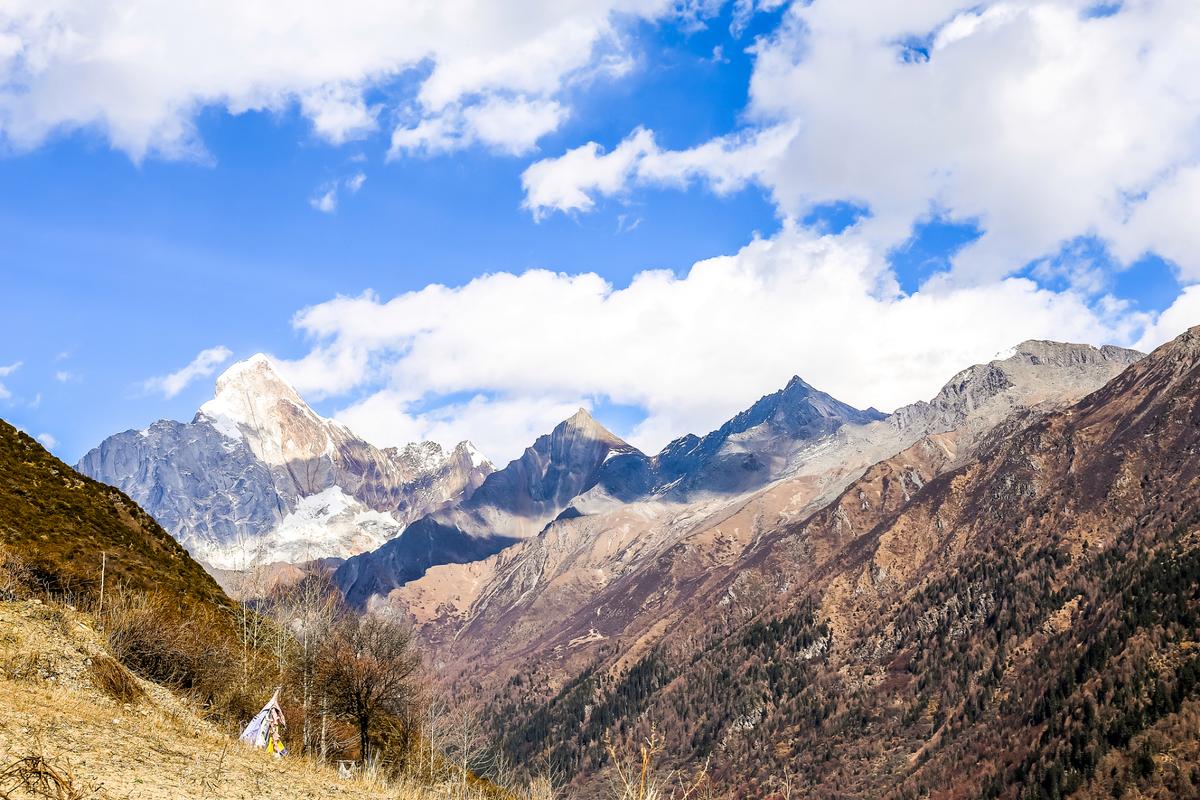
left=334, top=378, right=886, bottom=607
left=70, top=331, right=1200, bottom=799
left=381, top=341, right=1142, bottom=682
left=76, top=354, right=494, bottom=570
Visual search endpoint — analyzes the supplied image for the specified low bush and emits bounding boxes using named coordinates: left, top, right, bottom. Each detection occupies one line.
left=86, top=653, right=145, bottom=705
left=0, top=544, right=31, bottom=600
left=100, top=588, right=270, bottom=723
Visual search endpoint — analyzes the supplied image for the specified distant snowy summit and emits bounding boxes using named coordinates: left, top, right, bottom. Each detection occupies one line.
left=76, top=354, right=494, bottom=570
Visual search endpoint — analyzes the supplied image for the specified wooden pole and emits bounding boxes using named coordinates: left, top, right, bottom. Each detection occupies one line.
left=98, top=552, right=106, bottom=616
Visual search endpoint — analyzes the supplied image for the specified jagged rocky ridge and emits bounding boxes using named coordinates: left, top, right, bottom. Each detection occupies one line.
left=384, top=340, right=1143, bottom=696
left=334, top=381, right=886, bottom=606
left=334, top=409, right=643, bottom=606
left=76, top=355, right=493, bottom=569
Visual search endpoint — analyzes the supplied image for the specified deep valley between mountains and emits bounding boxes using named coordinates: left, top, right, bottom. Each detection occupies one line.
left=10, top=331, right=1200, bottom=796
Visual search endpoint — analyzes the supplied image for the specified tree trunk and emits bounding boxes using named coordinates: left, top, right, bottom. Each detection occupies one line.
left=359, top=715, right=371, bottom=765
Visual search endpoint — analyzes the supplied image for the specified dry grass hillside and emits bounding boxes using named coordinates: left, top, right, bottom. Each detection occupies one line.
left=0, top=599, right=396, bottom=800
left=0, top=420, right=228, bottom=611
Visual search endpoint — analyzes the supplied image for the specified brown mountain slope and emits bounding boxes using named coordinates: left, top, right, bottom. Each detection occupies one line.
left=493, top=327, right=1200, bottom=799
left=393, top=342, right=1138, bottom=695
left=0, top=419, right=229, bottom=610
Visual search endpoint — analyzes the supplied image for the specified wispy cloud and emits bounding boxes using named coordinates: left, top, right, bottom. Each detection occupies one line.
left=143, top=346, right=232, bottom=398
left=310, top=187, right=338, bottom=214
left=35, top=432, right=57, bottom=450
left=0, top=362, right=21, bottom=400
left=310, top=172, right=368, bottom=214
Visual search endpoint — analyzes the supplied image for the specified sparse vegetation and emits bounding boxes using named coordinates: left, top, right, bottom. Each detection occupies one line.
left=0, top=754, right=89, bottom=800
left=84, top=653, right=144, bottom=705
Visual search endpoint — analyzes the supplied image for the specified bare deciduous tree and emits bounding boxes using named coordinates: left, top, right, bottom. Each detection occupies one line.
left=269, top=573, right=343, bottom=756
left=316, top=611, right=419, bottom=763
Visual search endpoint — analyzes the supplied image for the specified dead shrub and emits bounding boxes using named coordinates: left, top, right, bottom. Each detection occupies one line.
left=100, top=589, right=252, bottom=720
left=0, top=652, right=54, bottom=682
left=0, top=754, right=89, bottom=800
left=0, top=544, right=31, bottom=601
left=85, top=653, right=144, bottom=704
left=605, top=727, right=710, bottom=800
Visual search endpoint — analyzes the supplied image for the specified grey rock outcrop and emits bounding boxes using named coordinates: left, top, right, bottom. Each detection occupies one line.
left=335, top=408, right=639, bottom=605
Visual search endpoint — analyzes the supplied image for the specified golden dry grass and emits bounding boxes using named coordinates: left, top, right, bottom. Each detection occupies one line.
left=0, top=600, right=400, bottom=800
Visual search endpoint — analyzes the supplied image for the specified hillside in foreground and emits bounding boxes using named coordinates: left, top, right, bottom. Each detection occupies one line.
left=0, top=419, right=228, bottom=610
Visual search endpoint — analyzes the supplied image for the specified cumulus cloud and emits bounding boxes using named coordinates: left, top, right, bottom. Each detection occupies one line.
left=143, top=346, right=232, bottom=398
left=0, top=0, right=694, bottom=161
left=525, top=0, right=1200, bottom=288
left=310, top=188, right=338, bottom=214
left=1133, top=286, right=1200, bottom=353
left=35, top=432, right=57, bottom=450
left=337, top=392, right=589, bottom=466
left=0, top=361, right=20, bottom=400
left=275, top=227, right=1144, bottom=462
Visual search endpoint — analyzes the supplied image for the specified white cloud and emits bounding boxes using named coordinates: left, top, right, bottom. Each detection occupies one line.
left=143, top=346, right=232, bottom=398
left=54, top=370, right=78, bottom=383
left=525, top=1, right=1200, bottom=288
left=298, top=84, right=379, bottom=145
left=310, top=172, right=367, bottom=213
left=283, top=226, right=1144, bottom=462
left=1111, top=166, right=1200, bottom=282
left=310, top=187, right=338, bottom=214
left=521, top=128, right=655, bottom=217
left=0, top=0, right=689, bottom=161
left=337, top=391, right=586, bottom=466
left=390, top=96, right=567, bottom=157
left=0, top=361, right=20, bottom=400
left=522, top=124, right=797, bottom=217
left=462, top=96, right=567, bottom=155
left=35, top=432, right=57, bottom=450
left=1133, top=286, right=1200, bottom=353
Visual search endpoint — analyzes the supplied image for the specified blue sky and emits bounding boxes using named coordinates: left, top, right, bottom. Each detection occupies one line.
left=2, top=1, right=1198, bottom=463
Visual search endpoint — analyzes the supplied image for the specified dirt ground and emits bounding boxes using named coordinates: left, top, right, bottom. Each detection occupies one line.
left=0, top=600, right=393, bottom=800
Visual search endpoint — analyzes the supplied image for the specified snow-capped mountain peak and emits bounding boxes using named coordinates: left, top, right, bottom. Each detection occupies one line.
left=78, top=353, right=495, bottom=571
left=197, top=354, right=333, bottom=466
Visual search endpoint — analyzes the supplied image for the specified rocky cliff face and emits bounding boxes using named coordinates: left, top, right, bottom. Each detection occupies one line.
left=76, top=355, right=493, bottom=569
left=334, top=408, right=642, bottom=606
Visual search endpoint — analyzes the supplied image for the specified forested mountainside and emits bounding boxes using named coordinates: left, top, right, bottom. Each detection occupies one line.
left=485, top=328, right=1200, bottom=799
